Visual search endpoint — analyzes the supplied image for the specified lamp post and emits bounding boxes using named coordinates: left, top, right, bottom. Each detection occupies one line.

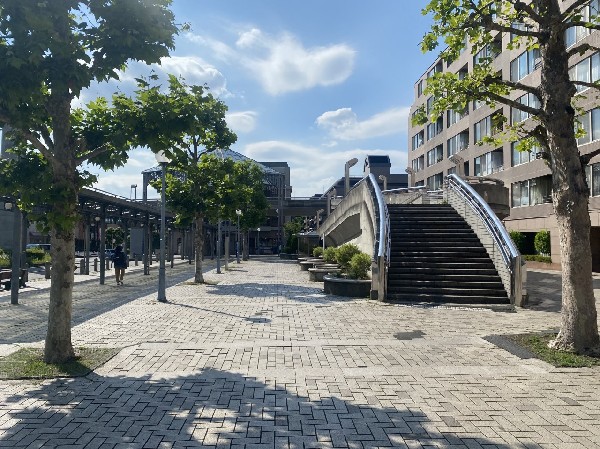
left=236, top=209, right=242, bottom=263
left=155, top=150, right=170, bottom=303
left=256, top=227, right=261, bottom=255
left=378, top=174, right=388, bottom=191
left=344, top=157, right=359, bottom=196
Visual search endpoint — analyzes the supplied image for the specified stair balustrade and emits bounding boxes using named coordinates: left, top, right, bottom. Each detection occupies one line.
left=445, top=174, right=526, bottom=305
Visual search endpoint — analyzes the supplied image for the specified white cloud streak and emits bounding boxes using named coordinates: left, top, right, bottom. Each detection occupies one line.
left=316, top=107, right=409, bottom=141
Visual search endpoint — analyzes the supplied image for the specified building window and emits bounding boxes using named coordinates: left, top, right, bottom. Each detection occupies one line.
left=447, top=166, right=456, bottom=176
left=474, top=149, right=503, bottom=176
left=473, top=38, right=500, bottom=66
left=511, top=93, right=540, bottom=124
left=474, top=111, right=503, bottom=143
left=427, top=172, right=444, bottom=190
left=569, top=53, right=600, bottom=93
left=511, top=141, right=540, bottom=166
left=426, top=96, right=436, bottom=115
left=447, top=107, right=468, bottom=127
left=412, top=155, right=425, bottom=173
left=565, top=0, right=600, bottom=48
left=447, top=130, right=469, bottom=156
left=510, top=48, right=540, bottom=81
left=586, top=162, right=600, bottom=197
left=577, top=108, right=600, bottom=146
left=426, top=116, right=444, bottom=140
left=417, top=80, right=424, bottom=98
left=427, top=61, right=443, bottom=79
left=411, top=130, right=424, bottom=150
left=512, top=176, right=552, bottom=207
left=427, top=145, right=444, bottom=167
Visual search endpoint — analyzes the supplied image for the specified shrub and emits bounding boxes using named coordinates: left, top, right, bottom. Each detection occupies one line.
left=348, top=253, right=372, bottom=279
left=523, top=254, right=553, bottom=264
left=323, top=247, right=337, bottom=263
left=534, top=230, right=551, bottom=256
left=0, top=248, right=9, bottom=269
left=335, top=243, right=361, bottom=270
left=26, top=248, right=50, bottom=266
left=312, top=246, right=324, bottom=258
left=509, top=230, right=527, bottom=253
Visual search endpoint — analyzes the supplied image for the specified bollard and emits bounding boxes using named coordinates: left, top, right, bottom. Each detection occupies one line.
left=93, top=258, right=98, bottom=272
left=44, top=262, right=51, bottom=279
left=79, top=259, right=85, bottom=275
left=105, top=259, right=110, bottom=270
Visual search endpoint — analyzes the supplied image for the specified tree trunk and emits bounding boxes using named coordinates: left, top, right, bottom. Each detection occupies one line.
left=242, top=230, right=249, bottom=260
left=44, top=130, right=77, bottom=363
left=541, top=20, right=600, bottom=353
left=194, top=215, right=204, bottom=283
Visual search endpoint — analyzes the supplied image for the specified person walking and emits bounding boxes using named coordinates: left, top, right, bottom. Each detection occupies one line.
left=112, top=245, right=127, bottom=285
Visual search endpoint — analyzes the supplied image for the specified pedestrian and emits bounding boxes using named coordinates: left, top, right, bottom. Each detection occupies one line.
left=112, top=245, right=127, bottom=285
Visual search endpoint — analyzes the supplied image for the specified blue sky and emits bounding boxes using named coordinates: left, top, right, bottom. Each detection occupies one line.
left=86, top=1, right=435, bottom=198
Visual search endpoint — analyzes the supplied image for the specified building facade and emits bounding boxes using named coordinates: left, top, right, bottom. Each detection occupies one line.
left=408, top=5, right=600, bottom=269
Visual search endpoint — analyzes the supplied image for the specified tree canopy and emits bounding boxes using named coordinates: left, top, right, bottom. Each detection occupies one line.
left=420, top=0, right=600, bottom=354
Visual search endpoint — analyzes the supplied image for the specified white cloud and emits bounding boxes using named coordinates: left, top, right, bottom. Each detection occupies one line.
left=316, top=107, right=409, bottom=141
left=242, top=140, right=403, bottom=197
left=226, top=111, right=258, bottom=133
left=187, top=28, right=355, bottom=95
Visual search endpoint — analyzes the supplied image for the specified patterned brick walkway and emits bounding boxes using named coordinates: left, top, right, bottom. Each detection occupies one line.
left=1, top=257, right=600, bottom=448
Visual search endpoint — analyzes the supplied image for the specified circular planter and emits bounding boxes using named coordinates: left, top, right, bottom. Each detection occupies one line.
left=323, top=275, right=371, bottom=298
left=279, top=253, right=298, bottom=260
left=299, top=259, right=323, bottom=271
left=309, top=267, right=341, bottom=282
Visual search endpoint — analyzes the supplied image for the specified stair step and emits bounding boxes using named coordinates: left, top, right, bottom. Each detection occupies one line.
left=388, top=268, right=500, bottom=276
left=391, top=240, right=482, bottom=247
left=385, top=293, right=510, bottom=304
left=387, top=286, right=507, bottom=296
left=388, top=279, right=504, bottom=288
left=390, top=263, right=496, bottom=270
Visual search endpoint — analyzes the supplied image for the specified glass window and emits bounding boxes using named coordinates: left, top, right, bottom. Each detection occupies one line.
left=510, top=49, right=540, bottom=81
left=593, top=164, right=600, bottom=196
left=412, top=131, right=424, bottom=150
left=447, top=130, right=469, bottom=156
left=417, top=80, right=424, bottom=97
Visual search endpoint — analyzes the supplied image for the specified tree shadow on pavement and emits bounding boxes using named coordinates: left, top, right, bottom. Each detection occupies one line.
left=0, top=266, right=197, bottom=345
left=204, top=282, right=356, bottom=305
left=0, top=368, right=524, bottom=449
left=526, top=269, right=600, bottom=313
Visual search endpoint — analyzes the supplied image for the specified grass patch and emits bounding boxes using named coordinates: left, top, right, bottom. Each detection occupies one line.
left=523, top=254, right=553, bottom=263
left=0, top=347, right=120, bottom=380
left=507, top=333, right=600, bottom=367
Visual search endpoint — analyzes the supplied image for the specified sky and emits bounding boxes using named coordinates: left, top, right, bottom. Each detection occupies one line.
left=84, top=1, right=435, bottom=199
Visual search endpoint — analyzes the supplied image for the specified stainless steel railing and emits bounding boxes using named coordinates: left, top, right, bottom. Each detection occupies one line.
left=445, top=174, right=525, bottom=305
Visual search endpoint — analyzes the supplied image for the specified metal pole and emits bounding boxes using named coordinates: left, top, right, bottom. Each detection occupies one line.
left=236, top=214, right=240, bottom=263
left=10, top=206, right=22, bottom=305
left=216, top=219, right=222, bottom=274
left=99, top=210, right=106, bottom=285
left=84, top=219, right=90, bottom=275
left=158, top=162, right=167, bottom=302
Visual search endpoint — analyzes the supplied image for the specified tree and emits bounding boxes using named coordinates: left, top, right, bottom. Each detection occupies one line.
left=126, top=76, right=238, bottom=282
left=420, top=0, right=599, bottom=353
left=0, top=0, right=178, bottom=363
left=236, top=165, right=269, bottom=261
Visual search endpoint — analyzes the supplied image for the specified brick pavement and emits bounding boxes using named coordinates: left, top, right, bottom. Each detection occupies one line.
left=1, top=257, right=600, bottom=448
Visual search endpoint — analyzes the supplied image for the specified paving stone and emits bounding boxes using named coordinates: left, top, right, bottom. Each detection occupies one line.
left=1, top=260, right=600, bottom=448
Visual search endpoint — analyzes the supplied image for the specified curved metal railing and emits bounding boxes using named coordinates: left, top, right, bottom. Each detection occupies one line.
left=367, top=174, right=391, bottom=267
left=445, top=174, right=525, bottom=305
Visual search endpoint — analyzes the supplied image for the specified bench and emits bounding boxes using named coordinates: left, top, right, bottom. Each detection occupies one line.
left=0, top=269, right=28, bottom=290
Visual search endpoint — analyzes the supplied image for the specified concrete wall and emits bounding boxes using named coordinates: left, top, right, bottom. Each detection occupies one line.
left=319, top=180, right=376, bottom=258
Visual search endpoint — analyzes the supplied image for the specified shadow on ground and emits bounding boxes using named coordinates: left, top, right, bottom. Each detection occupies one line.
left=525, top=269, right=600, bottom=313
left=0, top=264, right=198, bottom=345
left=0, top=368, right=522, bottom=449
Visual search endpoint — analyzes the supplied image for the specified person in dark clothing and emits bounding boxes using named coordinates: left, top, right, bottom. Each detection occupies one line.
left=112, top=245, right=127, bottom=285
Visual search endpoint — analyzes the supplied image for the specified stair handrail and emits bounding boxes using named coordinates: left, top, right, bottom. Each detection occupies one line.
left=366, top=173, right=390, bottom=300
left=445, top=174, right=524, bottom=305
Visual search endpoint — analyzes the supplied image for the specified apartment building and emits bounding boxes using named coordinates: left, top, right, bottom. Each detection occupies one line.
left=408, top=3, right=600, bottom=269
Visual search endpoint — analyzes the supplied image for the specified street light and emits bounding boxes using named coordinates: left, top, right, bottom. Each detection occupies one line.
left=155, top=150, right=170, bottom=303
left=236, top=209, right=242, bottom=263
left=344, top=157, right=359, bottom=196
left=257, top=227, right=261, bottom=255
left=378, top=174, right=388, bottom=191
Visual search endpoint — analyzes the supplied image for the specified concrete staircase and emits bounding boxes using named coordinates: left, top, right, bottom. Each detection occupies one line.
left=387, top=204, right=509, bottom=304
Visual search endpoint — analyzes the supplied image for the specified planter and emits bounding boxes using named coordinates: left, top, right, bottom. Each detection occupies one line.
left=279, top=253, right=298, bottom=260
left=299, top=259, right=323, bottom=271
left=308, top=267, right=341, bottom=282
left=323, top=275, right=371, bottom=298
